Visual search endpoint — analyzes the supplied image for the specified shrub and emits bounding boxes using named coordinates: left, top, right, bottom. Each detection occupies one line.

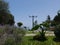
left=0, top=25, right=25, bottom=45
left=4, top=37, right=15, bottom=45
left=54, top=24, right=60, bottom=41
left=33, top=29, right=47, bottom=41
left=0, top=28, right=4, bottom=37
left=13, top=28, right=25, bottom=42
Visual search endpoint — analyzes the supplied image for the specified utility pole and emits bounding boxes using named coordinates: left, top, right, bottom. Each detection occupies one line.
left=29, top=16, right=37, bottom=28
left=34, top=20, right=37, bottom=26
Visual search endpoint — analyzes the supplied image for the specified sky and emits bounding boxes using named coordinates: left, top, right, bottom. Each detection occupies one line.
left=5, top=0, right=60, bottom=28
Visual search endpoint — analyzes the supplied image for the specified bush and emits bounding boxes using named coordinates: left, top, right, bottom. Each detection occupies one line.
left=13, top=28, right=25, bottom=42
left=0, top=28, right=4, bottom=37
left=4, top=37, right=15, bottom=45
left=54, top=24, right=60, bottom=41
left=0, top=25, right=25, bottom=45
left=33, top=31, right=47, bottom=41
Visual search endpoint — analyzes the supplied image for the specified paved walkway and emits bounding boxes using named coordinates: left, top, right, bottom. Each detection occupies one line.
left=25, top=34, right=36, bottom=36
left=25, top=34, right=55, bottom=36
left=25, top=31, right=55, bottom=36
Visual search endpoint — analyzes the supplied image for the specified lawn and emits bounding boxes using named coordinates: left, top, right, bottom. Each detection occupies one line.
left=20, top=36, right=60, bottom=45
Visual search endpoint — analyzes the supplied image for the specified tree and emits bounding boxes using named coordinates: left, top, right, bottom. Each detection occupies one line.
left=53, top=11, right=60, bottom=25
left=0, top=0, right=9, bottom=13
left=46, top=15, right=51, bottom=24
left=7, top=14, right=15, bottom=25
left=0, top=0, right=15, bottom=25
left=33, top=24, right=46, bottom=41
left=17, top=22, right=23, bottom=27
left=32, top=25, right=39, bottom=30
left=42, top=22, right=49, bottom=28
left=24, top=26, right=27, bottom=29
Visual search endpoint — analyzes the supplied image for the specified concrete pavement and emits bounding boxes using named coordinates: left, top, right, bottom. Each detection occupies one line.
left=25, top=33, right=55, bottom=36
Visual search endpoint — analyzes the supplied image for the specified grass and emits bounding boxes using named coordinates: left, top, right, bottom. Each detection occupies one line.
left=20, top=36, right=60, bottom=45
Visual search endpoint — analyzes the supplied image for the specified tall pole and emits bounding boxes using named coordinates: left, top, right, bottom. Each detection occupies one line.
left=29, top=16, right=37, bottom=28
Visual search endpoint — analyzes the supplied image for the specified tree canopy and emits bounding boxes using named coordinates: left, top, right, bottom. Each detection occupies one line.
left=0, top=0, right=15, bottom=25
left=53, top=11, right=60, bottom=25
left=17, top=22, right=23, bottom=27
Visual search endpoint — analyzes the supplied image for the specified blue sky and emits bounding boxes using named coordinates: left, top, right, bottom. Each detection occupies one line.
left=6, top=0, right=60, bottom=28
